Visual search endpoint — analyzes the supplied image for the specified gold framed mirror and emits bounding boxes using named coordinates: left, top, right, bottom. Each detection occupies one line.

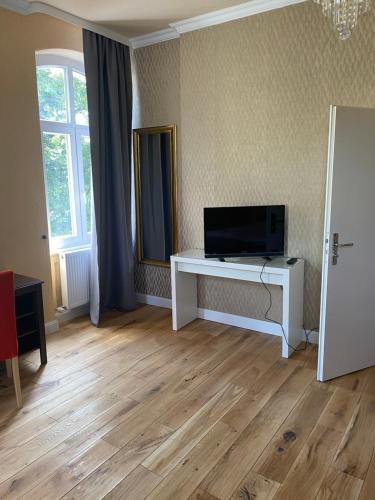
left=133, top=124, right=178, bottom=267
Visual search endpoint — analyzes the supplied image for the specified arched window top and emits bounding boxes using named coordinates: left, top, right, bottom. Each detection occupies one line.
left=36, top=50, right=88, bottom=127
left=36, top=49, right=84, bottom=67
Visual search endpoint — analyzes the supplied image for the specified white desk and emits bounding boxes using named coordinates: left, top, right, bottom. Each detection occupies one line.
left=171, top=249, right=304, bottom=358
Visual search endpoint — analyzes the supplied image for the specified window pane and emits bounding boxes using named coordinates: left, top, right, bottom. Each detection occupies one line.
left=81, top=136, right=92, bottom=232
left=42, top=133, right=74, bottom=238
left=73, top=72, right=89, bottom=125
left=36, top=67, right=68, bottom=122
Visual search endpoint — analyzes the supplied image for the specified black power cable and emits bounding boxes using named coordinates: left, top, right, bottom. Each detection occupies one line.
left=259, top=259, right=318, bottom=353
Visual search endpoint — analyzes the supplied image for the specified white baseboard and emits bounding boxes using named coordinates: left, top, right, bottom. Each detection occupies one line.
left=307, top=331, right=319, bottom=345
left=55, top=303, right=90, bottom=324
left=136, top=293, right=172, bottom=309
left=45, top=320, right=59, bottom=335
left=197, top=308, right=281, bottom=336
left=136, top=293, right=319, bottom=344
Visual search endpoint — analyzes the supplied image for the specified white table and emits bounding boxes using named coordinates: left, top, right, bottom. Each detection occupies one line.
left=171, top=249, right=304, bottom=358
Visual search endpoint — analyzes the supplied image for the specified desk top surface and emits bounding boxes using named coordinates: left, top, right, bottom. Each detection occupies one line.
left=171, top=249, right=303, bottom=270
left=14, top=274, right=44, bottom=290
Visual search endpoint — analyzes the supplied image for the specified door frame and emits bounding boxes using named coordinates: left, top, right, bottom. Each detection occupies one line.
left=317, top=105, right=336, bottom=382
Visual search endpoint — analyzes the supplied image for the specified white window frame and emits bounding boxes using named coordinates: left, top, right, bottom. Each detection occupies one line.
left=36, top=53, right=91, bottom=253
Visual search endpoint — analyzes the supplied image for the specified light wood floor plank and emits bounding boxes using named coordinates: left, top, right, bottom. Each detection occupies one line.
left=0, top=398, right=138, bottom=498
left=272, top=425, right=343, bottom=500
left=318, top=388, right=360, bottom=433
left=315, top=467, right=363, bottom=500
left=0, top=392, right=122, bottom=483
left=143, top=383, right=246, bottom=477
left=146, top=421, right=238, bottom=500
left=188, top=488, right=220, bottom=500
left=158, top=335, right=278, bottom=432
left=254, top=382, right=333, bottom=483
left=0, top=306, right=374, bottom=500
left=358, top=449, right=375, bottom=500
left=220, top=358, right=299, bottom=434
left=0, top=369, right=101, bottom=445
left=230, top=470, right=280, bottom=500
left=201, top=366, right=315, bottom=499
left=0, top=413, right=56, bottom=459
left=328, top=368, right=371, bottom=394
left=45, top=370, right=145, bottom=421
left=102, top=465, right=160, bottom=500
left=62, top=423, right=172, bottom=499
left=332, top=395, right=375, bottom=479
left=24, top=438, right=119, bottom=499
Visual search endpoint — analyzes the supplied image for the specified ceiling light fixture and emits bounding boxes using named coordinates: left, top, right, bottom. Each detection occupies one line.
left=312, top=0, right=371, bottom=40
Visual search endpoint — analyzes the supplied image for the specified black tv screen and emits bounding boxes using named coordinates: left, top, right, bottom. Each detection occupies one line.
left=204, top=205, right=285, bottom=258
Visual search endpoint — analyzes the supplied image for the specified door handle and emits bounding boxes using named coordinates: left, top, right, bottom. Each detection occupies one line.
left=332, top=233, right=354, bottom=265
left=333, top=242, right=354, bottom=248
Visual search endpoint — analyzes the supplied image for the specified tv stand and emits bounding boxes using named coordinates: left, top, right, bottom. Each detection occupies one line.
left=171, top=249, right=304, bottom=358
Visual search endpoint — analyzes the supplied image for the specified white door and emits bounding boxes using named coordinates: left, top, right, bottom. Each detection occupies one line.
left=318, top=105, right=375, bottom=382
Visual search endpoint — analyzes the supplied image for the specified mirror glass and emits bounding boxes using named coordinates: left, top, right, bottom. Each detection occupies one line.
left=134, top=125, right=177, bottom=266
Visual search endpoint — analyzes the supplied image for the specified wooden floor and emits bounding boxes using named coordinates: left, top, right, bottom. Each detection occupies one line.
left=0, top=305, right=374, bottom=499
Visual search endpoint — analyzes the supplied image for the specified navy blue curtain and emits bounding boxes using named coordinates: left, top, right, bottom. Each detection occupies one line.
left=83, top=30, right=136, bottom=325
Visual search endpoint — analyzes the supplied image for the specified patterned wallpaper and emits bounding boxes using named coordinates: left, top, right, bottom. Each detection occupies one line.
left=132, top=40, right=180, bottom=299
left=132, top=2, right=375, bottom=328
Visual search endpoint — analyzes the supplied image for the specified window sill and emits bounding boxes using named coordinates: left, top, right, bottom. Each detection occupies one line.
left=50, top=244, right=91, bottom=256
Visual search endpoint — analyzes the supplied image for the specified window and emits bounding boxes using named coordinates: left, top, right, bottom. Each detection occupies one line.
left=36, top=53, right=92, bottom=252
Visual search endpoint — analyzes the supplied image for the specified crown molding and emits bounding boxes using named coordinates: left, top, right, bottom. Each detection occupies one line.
left=0, top=0, right=29, bottom=13
left=0, top=0, right=130, bottom=46
left=130, top=27, right=180, bottom=49
left=131, top=0, right=307, bottom=48
left=0, top=0, right=307, bottom=49
left=170, top=0, right=307, bottom=34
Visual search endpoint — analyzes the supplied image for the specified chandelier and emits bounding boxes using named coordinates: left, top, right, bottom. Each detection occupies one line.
left=312, top=0, right=371, bottom=40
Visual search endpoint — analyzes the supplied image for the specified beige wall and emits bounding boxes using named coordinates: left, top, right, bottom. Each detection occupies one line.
left=133, top=2, right=375, bottom=329
left=0, top=8, right=83, bottom=322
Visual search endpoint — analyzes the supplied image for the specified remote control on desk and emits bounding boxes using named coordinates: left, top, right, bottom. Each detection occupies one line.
left=287, top=257, right=298, bottom=265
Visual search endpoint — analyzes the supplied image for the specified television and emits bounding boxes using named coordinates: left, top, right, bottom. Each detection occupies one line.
left=204, top=205, right=285, bottom=258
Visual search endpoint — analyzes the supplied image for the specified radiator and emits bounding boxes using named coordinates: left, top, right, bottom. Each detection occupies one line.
left=59, top=248, right=90, bottom=309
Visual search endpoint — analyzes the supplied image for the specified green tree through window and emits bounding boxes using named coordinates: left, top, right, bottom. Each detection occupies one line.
left=81, top=136, right=92, bottom=233
left=37, top=67, right=67, bottom=122
left=73, top=72, right=89, bottom=126
left=36, top=55, right=92, bottom=251
left=43, top=133, right=73, bottom=237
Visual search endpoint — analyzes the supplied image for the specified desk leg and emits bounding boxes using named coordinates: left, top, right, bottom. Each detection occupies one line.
left=36, top=285, right=47, bottom=364
left=282, top=266, right=304, bottom=358
left=171, top=261, right=198, bottom=331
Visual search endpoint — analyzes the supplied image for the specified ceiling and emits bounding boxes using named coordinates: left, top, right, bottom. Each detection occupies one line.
left=29, top=0, right=246, bottom=38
